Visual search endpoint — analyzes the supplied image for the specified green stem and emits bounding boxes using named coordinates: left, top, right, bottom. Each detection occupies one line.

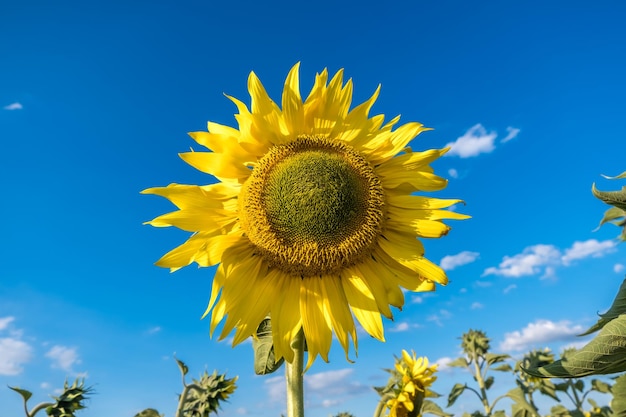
left=286, top=328, right=305, bottom=417
left=176, top=384, right=207, bottom=417
left=373, top=394, right=394, bottom=417
left=472, top=357, right=491, bottom=416
left=27, top=402, right=55, bottom=417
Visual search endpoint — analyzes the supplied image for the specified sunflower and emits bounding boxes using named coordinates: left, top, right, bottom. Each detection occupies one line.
left=143, top=63, right=467, bottom=368
left=385, top=351, right=438, bottom=417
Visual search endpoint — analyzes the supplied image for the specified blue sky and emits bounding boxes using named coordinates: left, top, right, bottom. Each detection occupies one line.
left=1, top=0, right=625, bottom=416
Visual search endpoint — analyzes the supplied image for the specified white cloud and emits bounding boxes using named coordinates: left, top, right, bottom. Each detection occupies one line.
left=561, top=239, right=616, bottom=266
left=483, top=244, right=561, bottom=278
left=0, top=337, right=33, bottom=375
left=499, top=320, right=584, bottom=352
left=0, top=316, right=15, bottom=330
left=306, top=369, right=353, bottom=391
left=264, top=376, right=285, bottom=403
left=440, top=251, right=479, bottom=271
left=448, top=168, right=458, bottom=179
left=235, top=407, right=248, bottom=415
left=427, top=309, right=452, bottom=326
left=615, top=263, right=625, bottom=273
left=411, top=295, right=423, bottom=304
left=146, top=326, right=161, bottom=335
left=389, top=321, right=420, bottom=332
left=470, top=302, right=484, bottom=310
left=40, top=382, right=51, bottom=389
left=0, top=317, right=33, bottom=376
left=474, top=280, right=493, bottom=287
left=503, top=284, right=517, bottom=294
left=45, top=345, right=81, bottom=372
left=3, top=102, right=23, bottom=110
left=445, top=124, right=497, bottom=158
left=501, top=126, right=520, bottom=143
left=434, top=356, right=454, bottom=372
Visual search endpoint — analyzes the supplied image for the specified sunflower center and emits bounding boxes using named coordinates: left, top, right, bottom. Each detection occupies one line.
left=240, top=135, right=385, bottom=277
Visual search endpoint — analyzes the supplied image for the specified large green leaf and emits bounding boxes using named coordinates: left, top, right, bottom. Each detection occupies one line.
left=447, top=383, right=466, bottom=407
left=612, top=374, right=626, bottom=417
left=581, top=279, right=626, bottom=335
left=524, top=315, right=626, bottom=377
left=485, top=353, right=510, bottom=366
left=592, top=183, right=626, bottom=211
left=421, top=399, right=452, bottom=417
left=591, top=378, right=611, bottom=393
left=252, top=317, right=284, bottom=375
left=447, top=357, right=469, bottom=368
left=492, top=363, right=513, bottom=372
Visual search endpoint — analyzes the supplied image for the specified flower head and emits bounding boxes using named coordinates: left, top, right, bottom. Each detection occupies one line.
left=143, top=63, right=467, bottom=368
left=385, top=350, right=438, bottom=417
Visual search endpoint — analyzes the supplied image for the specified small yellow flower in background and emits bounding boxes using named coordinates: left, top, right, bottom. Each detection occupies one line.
left=143, top=63, right=468, bottom=368
left=386, top=350, right=438, bottom=417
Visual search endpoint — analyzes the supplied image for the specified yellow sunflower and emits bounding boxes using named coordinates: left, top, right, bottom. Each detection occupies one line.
left=143, top=63, right=467, bottom=368
left=386, top=351, right=438, bottom=417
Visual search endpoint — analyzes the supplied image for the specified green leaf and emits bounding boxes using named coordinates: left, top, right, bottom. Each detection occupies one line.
left=492, top=411, right=506, bottom=417
left=505, top=386, right=540, bottom=417
left=252, top=317, right=284, bottom=375
left=8, top=386, right=32, bottom=402
left=581, top=279, right=626, bottom=336
left=612, top=374, right=626, bottom=417
left=447, top=357, right=469, bottom=368
left=591, top=378, right=612, bottom=393
left=595, top=206, right=626, bottom=228
left=484, top=375, right=494, bottom=390
left=524, top=315, right=626, bottom=377
left=175, top=357, right=188, bottom=377
left=574, top=379, right=585, bottom=392
left=447, top=383, right=466, bottom=407
left=593, top=183, right=626, bottom=211
left=537, top=381, right=560, bottom=402
left=421, top=399, right=453, bottom=417
left=492, top=363, right=513, bottom=372
left=485, top=353, right=510, bottom=366
left=602, top=171, right=626, bottom=180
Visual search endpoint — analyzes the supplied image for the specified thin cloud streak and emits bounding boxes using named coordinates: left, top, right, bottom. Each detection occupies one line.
left=3, top=102, right=23, bottom=110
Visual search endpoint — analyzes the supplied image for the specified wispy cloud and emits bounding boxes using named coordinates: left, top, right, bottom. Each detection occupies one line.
left=434, top=356, right=454, bottom=372
left=445, top=124, right=497, bottom=158
left=503, top=284, right=517, bottom=294
left=3, top=102, right=23, bottom=110
left=448, top=168, right=458, bottom=179
left=470, top=302, right=484, bottom=310
left=484, top=239, right=617, bottom=278
left=45, top=345, right=81, bottom=372
left=615, top=263, right=625, bottom=273
left=445, top=124, right=521, bottom=158
left=561, top=239, right=616, bottom=265
left=440, top=251, right=480, bottom=271
left=499, top=320, right=584, bottom=352
left=389, top=321, right=421, bottom=332
left=145, top=326, right=161, bottom=335
left=426, top=309, right=452, bottom=327
left=483, top=244, right=560, bottom=278
left=501, top=126, right=520, bottom=143
left=0, top=317, right=33, bottom=376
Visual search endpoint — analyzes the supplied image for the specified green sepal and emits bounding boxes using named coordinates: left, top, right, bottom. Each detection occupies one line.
left=421, top=399, right=453, bottom=417
left=612, top=374, right=626, bottom=417
left=524, top=315, right=626, bottom=377
left=447, top=383, right=466, bottom=407
left=580, top=279, right=626, bottom=336
left=252, top=317, right=284, bottom=375
left=446, top=357, right=469, bottom=368
left=537, top=381, right=560, bottom=402
left=8, top=386, right=32, bottom=402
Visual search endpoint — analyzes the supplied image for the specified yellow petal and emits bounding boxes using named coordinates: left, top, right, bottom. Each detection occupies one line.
left=341, top=267, right=384, bottom=341
left=281, top=62, right=304, bottom=134
left=179, top=151, right=251, bottom=180
left=320, top=275, right=357, bottom=361
left=300, top=277, right=332, bottom=370
left=270, top=273, right=302, bottom=363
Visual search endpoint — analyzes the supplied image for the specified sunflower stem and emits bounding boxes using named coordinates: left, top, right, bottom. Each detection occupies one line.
left=285, top=328, right=305, bottom=417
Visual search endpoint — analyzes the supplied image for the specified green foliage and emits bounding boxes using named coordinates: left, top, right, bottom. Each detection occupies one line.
left=612, top=374, right=626, bottom=416
left=180, top=370, right=237, bottom=417
left=421, top=400, right=452, bottom=417
left=8, top=386, right=33, bottom=402
left=133, top=409, right=164, bottom=417
left=581, top=278, right=626, bottom=336
left=461, top=329, right=491, bottom=358
left=45, top=379, right=93, bottom=417
left=333, top=412, right=356, bottom=417
left=592, top=170, right=626, bottom=241
left=252, top=317, right=285, bottom=375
